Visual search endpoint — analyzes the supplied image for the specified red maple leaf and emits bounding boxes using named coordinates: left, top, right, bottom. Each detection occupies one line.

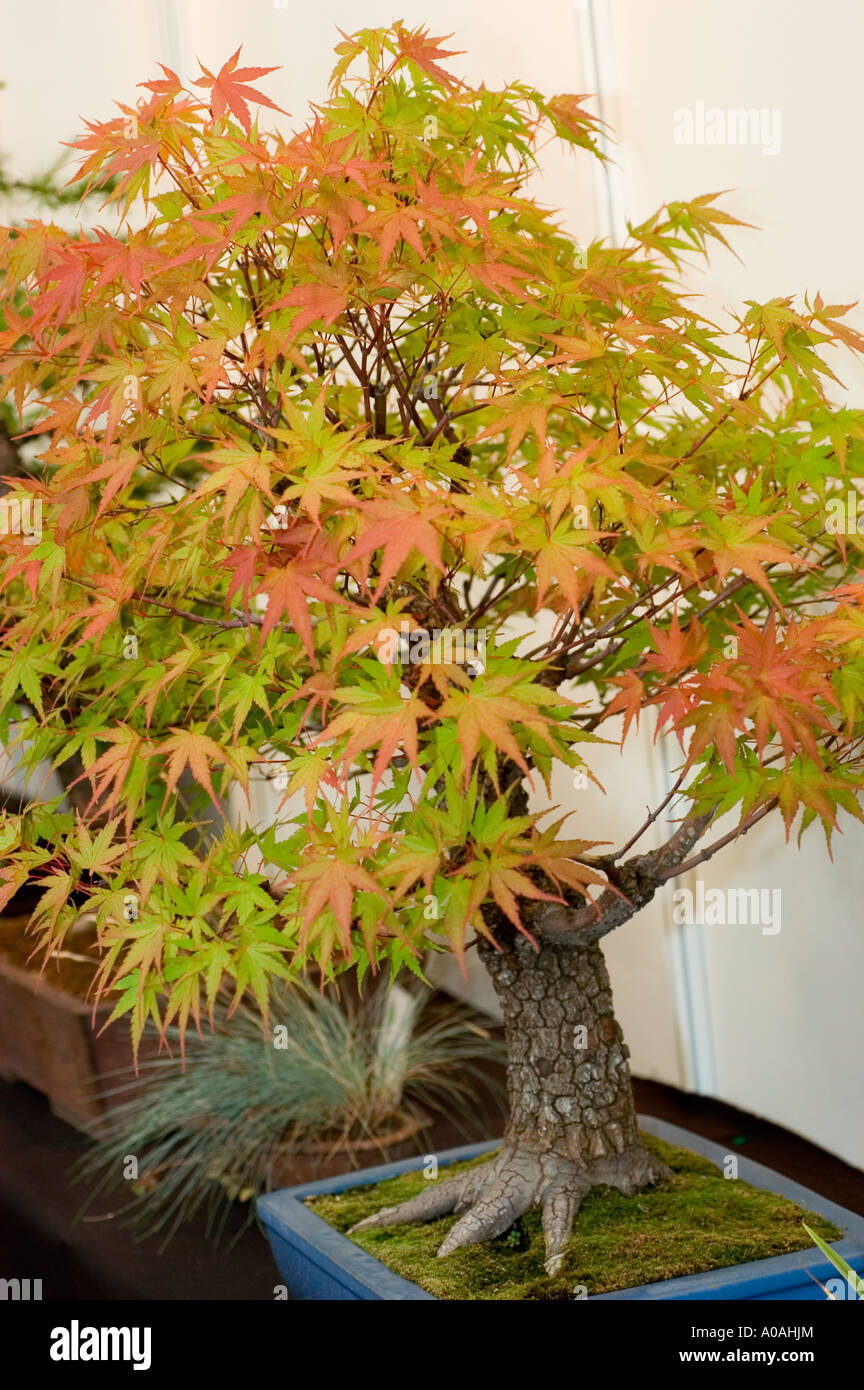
left=350, top=499, right=445, bottom=599
left=644, top=610, right=708, bottom=676
left=260, top=558, right=344, bottom=658
left=193, top=49, right=286, bottom=134
left=271, top=282, right=348, bottom=338
left=138, top=63, right=183, bottom=98
left=89, top=228, right=151, bottom=300
left=394, top=24, right=463, bottom=90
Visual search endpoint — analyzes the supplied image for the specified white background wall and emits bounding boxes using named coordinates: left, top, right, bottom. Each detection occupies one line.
left=4, top=0, right=863, bottom=1167
left=603, top=0, right=864, bottom=1169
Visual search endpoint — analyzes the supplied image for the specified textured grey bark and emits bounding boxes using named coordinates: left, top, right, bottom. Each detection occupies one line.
left=352, top=932, right=668, bottom=1273
left=533, top=809, right=716, bottom=945
left=481, top=935, right=648, bottom=1167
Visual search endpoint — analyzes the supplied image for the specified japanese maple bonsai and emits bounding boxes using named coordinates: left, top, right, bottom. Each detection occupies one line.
left=3, top=24, right=864, bottom=1279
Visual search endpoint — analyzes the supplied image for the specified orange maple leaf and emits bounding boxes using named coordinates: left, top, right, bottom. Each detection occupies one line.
left=272, top=282, right=348, bottom=338
left=644, top=610, right=708, bottom=676
left=316, top=687, right=432, bottom=791
left=394, top=24, right=464, bottom=90
left=157, top=728, right=235, bottom=810
left=293, top=853, right=386, bottom=949
left=350, top=499, right=445, bottom=599
left=193, top=49, right=286, bottom=133
left=436, top=680, right=553, bottom=781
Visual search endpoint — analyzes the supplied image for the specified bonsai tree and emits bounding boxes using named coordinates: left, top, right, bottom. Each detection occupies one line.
left=3, top=24, right=864, bottom=1276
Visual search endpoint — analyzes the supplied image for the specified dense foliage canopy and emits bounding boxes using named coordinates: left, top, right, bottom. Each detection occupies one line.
left=3, top=24, right=864, bottom=1047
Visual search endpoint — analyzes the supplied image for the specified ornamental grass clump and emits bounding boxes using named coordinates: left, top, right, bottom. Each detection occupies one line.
left=79, top=983, right=503, bottom=1245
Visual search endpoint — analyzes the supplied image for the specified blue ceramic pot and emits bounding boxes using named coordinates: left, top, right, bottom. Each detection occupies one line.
left=257, top=1115, right=864, bottom=1301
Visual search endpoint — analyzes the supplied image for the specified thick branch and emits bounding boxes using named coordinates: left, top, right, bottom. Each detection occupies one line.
left=658, top=796, right=778, bottom=881
left=535, top=809, right=716, bottom=946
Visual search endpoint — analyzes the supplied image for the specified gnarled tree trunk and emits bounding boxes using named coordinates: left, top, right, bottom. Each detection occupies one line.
left=352, top=933, right=668, bottom=1274
left=481, top=934, right=658, bottom=1181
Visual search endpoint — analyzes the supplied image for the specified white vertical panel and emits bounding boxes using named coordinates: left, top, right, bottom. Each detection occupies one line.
left=604, top=0, right=864, bottom=1164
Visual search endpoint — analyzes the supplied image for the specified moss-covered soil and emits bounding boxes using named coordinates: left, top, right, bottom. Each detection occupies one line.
left=307, top=1133, right=841, bottom=1299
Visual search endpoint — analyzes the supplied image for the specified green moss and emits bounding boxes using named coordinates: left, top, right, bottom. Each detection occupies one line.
left=306, top=1134, right=842, bottom=1300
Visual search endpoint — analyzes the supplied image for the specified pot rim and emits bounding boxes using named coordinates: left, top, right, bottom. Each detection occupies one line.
left=285, top=1112, right=431, bottom=1159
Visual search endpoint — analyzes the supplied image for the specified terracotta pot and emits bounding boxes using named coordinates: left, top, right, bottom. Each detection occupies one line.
left=0, top=913, right=148, bottom=1134
left=268, top=1114, right=432, bottom=1188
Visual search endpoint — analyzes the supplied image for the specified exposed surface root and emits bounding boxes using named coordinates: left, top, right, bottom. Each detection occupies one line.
left=349, top=1167, right=472, bottom=1233
left=349, top=1142, right=670, bottom=1276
